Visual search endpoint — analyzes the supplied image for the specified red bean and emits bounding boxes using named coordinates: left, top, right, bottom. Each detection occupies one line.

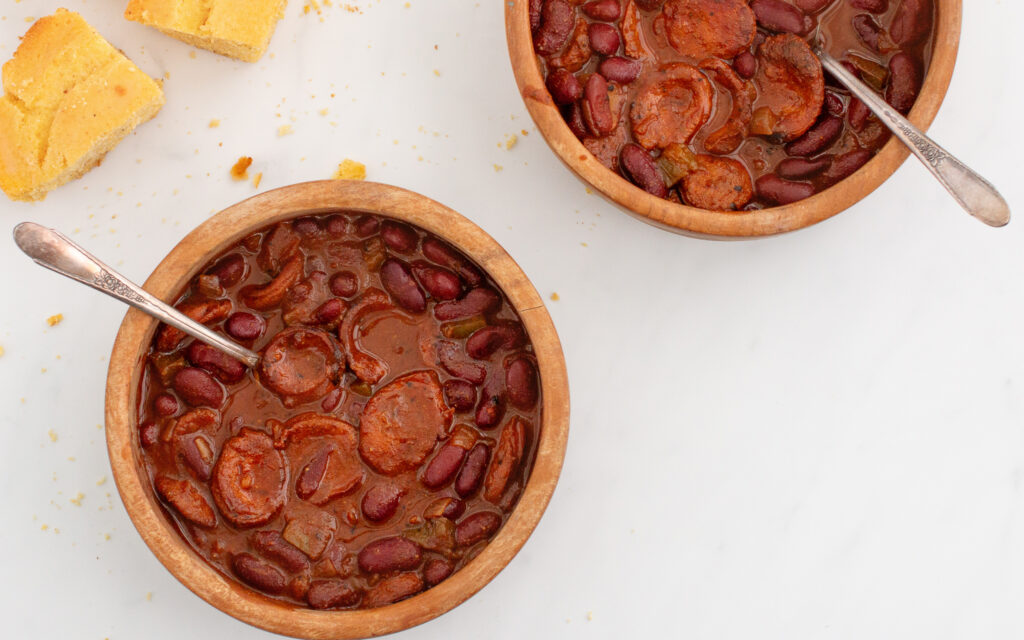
left=181, top=435, right=214, bottom=481
left=534, top=0, right=574, bottom=55
left=380, top=221, right=418, bottom=253
left=755, top=174, right=816, bottom=205
left=410, top=261, right=462, bottom=301
left=421, top=238, right=484, bottom=286
left=751, top=0, right=811, bottom=34
left=506, top=358, right=539, bottom=409
left=546, top=69, right=583, bottom=105
left=599, top=56, right=641, bottom=84
left=362, top=573, right=422, bottom=608
left=475, top=377, right=506, bottom=429
left=850, top=0, right=887, bottom=11
left=172, top=367, right=224, bottom=408
left=438, top=341, right=487, bottom=384
left=204, top=253, right=247, bottom=288
left=785, top=116, right=843, bottom=157
left=581, top=74, right=615, bottom=137
left=292, top=216, right=322, bottom=236
left=822, top=148, right=874, bottom=184
left=232, top=553, right=286, bottom=594
left=776, top=156, right=833, bottom=179
left=324, top=214, right=349, bottom=235
left=154, top=393, right=179, bottom=417
left=824, top=91, right=845, bottom=116
left=357, top=537, right=421, bottom=574
left=583, top=0, right=620, bottom=20
left=434, top=287, right=501, bottom=321
left=329, top=271, right=359, bottom=298
left=620, top=144, right=668, bottom=198
left=380, top=259, right=426, bottom=313
left=564, top=102, right=589, bottom=139
left=852, top=13, right=884, bottom=52
left=225, top=312, right=265, bottom=341
left=139, top=420, right=159, bottom=448
left=185, top=342, right=246, bottom=384
left=307, top=580, right=360, bottom=609
left=588, top=23, right=620, bottom=56
left=315, top=298, right=345, bottom=324
left=466, top=324, right=525, bottom=360
left=423, top=558, right=454, bottom=586
left=354, top=215, right=379, bottom=237
left=422, top=445, right=467, bottom=489
left=443, top=379, right=476, bottom=412
left=362, top=484, right=404, bottom=522
left=886, top=52, right=922, bottom=115
left=296, top=449, right=331, bottom=500
left=455, top=512, right=503, bottom=547
left=455, top=443, right=490, bottom=497
left=443, top=498, right=466, bottom=520
left=890, top=0, right=932, bottom=46
left=252, top=531, right=310, bottom=573
left=733, top=51, right=756, bottom=78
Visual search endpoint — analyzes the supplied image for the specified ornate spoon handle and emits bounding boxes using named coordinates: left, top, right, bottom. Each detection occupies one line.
left=13, top=222, right=260, bottom=368
left=814, top=46, right=1010, bottom=228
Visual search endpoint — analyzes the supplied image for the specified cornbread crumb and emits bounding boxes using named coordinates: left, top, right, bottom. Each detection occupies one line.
left=433, top=69, right=441, bottom=77
left=252, top=172, right=263, bottom=188
left=125, top=0, right=286, bottom=63
left=69, top=492, right=84, bottom=506
left=208, top=119, right=220, bottom=128
left=493, top=164, right=503, bottom=172
left=333, top=159, right=366, bottom=181
left=550, top=292, right=560, bottom=301
left=230, top=156, right=252, bottom=180
left=48, top=429, right=58, bottom=442
left=0, top=10, right=164, bottom=201
left=96, top=476, right=107, bottom=486
left=47, top=313, right=63, bottom=326
left=504, top=134, right=518, bottom=150
left=277, top=124, right=293, bottom=136
left=0, top=345, right=5, bottom=358
left=146, top=592, right=153, bottom=601
left=318, top=108, right=328, bottom=116
left=41, top=524, right=48, bottom=531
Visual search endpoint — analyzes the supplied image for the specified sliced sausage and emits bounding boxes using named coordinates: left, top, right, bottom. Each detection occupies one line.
left=629, top=63, right=713, bottom=150
left=681, top=155, right=754, bottom=211
left=753, top=34, right=825, bottom=142
left=277, top=413, right=364, bottom=506
left=699, top=58, right=756, bottom=155
left=258, top=328, right=339, bottom=407
left=154, top=475, right=217, bottom=528
left=483, top=417, right=528, bottom=504
left=212, top=428, right=287, bottom=528
left=661, top=0, right=756, bottom=59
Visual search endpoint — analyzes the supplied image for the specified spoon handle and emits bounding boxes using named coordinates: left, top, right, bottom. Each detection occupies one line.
left=814, top=47, right=1010, bottom=228
left=13, top=222, right=260, bottom=368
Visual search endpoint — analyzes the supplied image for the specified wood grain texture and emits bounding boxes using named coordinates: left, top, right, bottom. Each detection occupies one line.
left=104, top=181, right=570, bottom=638
left=505, top=0, right=962, bottom=239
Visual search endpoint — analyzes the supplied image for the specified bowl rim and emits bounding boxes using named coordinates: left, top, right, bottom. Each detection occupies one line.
left=505, top=0, right=963, bottom=239
left=104, top=180, right=571, bottom=639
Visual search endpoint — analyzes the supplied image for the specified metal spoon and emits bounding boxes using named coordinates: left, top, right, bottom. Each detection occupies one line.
left=812, top=44, right=1010, bottom=227
left=12, top=222, right=260, bottom=368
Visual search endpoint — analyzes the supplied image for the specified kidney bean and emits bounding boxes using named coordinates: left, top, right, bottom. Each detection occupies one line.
left=822, top=148, right=874, bottom=184
left=422, top=558, right=454, bottom=586
left=599, top=56, right=641, bottom=84
left=437, top=341, right=487, bottom=384
left=588, top=23, right=620, bottom=56
left=582, top=0, right=620, bottom=20
left=172, top=367, right=224, bottom=408
left=410, top=261, right=462, bottom=301
left=204, top=253, right=247, bottom=288
left=225, top=312, right=265, bottom=341
left=619, top=143, right=668, bottom=197
left=564, top=102, right=589, bottom=139
left=755, top=174, right=816, bottom=205
left=329, top=271, right=359, bottom=298
left=181, top=435, right=214, bottom=481
left=380, top=259, right=426, bottom=313
left=379, top=221, right=418, bottom=253
left=824, top=91, right=845, bottom=116
left=850, top=0, right=887, bottom=11
left=295, top=448, right=331, bottom=500
left=253, top=531, right=310, bottom=572
left=852, top=13, right=885, bottom=52
left=232, top=553, right=286, bottom=594
left=546, top=69, right=583, bottom=105
left=443, top=379, right=476, bottom=412
left=307, top=580, right=360, bottom=609
left=785, top=116, right=843, bottom=157
left=185, top=342, right=246, bottom=384
left=776, top=156, right=833, bottom=180
left=314, top=298, right=345, bottom=325
left=363, top=573, right=423, bottom=608
left=154, top=393, right=179, bottom=417
left=885, top=52, right=922, bottom=115
left=535, top=0, right=574, bottom=55
left=425, top=497, right=467, bottom=521
left=358, top=537, right=421, bottom=574
left=292, top=216, right=322, bottom=236
left=324, top=214, right=349, bottom=235
left=362, top=484, right=404, bottom=522
left=465, top=324, right=525, bottom=360
left=140, top=420, right=160, bottom=448
left=505, top=358, right=539, bottom=409
left=751, top=0, right=810, bottom=34
left=421, top=238, right=483, bottom=287
left=475, top=381, right=506, bottom=429
left=530, top=0, right=543, bottom=30
left=890, top=0, right=932, bottom=46
left=455, top=511, right=503, bottom=547
left=434, top=287, right=501, bottom=321
left=581, top=74, right=615, bottom=137
left=733, top=51, right=756, bottom=78
left=455, top=443, right=490, bottom=497
left=422, top=444, right=467, bottom=489
left=354, top=215, right=379, bottom=237
left=848, top=97, right=870, bottom=130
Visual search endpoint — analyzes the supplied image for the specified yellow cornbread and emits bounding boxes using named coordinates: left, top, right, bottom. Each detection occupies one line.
left=124, top=0, right=288, bottom=63
left=0, top=9, right=164, bottom=202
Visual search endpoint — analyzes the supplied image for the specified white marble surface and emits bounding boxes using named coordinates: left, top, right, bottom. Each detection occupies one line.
left=2, top=0, right=1023, bottom=637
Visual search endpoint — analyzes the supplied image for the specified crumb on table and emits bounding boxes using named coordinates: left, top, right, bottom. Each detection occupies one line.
left=230, top=157, right=253, bottom=180
left=333, top=159, right=366, bottom=181
left=252, top=172, right=263, bottom=188
left=208, top=119, right=220, bottom=128
left=550, top=292, right=560, bottom=301
left=46, top=313, right=64, bottom=327
left=277, top=124, right=294, bottom=137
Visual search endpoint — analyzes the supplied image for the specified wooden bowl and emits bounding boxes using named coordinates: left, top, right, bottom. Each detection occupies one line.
left=104, top=181, right=570, bottom=638
left=505, top=0, right=962, bottom=239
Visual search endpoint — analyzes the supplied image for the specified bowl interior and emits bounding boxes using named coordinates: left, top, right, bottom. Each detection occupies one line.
left=505, top=0, right=962, bottom=238
left=105, top=180, right=570, bottom=639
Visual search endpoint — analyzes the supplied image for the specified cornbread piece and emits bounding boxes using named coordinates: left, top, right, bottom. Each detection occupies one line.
left=125, top=0, right=288, bottom=63
left=0, top=10, right=164, bottom=202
